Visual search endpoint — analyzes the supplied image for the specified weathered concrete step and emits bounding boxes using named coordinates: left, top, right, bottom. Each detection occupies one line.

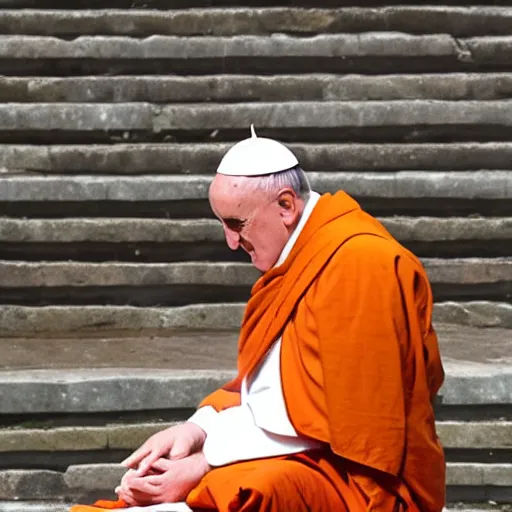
left=0, top=369, right=235, bottom=415
left=439, top=421, right=512, bottom=450
left=0, top=259, right=510, bottom=300
left=0, top=100, right=512, bottom=131
left=1, top=102, right=512, bottom=142
left=1, top=217, right=510, bottom=260
left=0, top=464, right=511, bottom=503
left=1, top=7, right=512, bottom=37
left=2, top=323, right=510, bottom=373
left=1, top=421, right=510, bottom=453
left=0, top=34, right=481, bottom=60
left=0, top=504, right=71, bottom=512
left=4, top=74, right=512, bottom=103
left=2, top=175, right=510, bottom=218
left=0, top=322, right=511, bottom=410
left=1, top=143, right=511, bottom=173
left=437, top=302, right=512, bottom=330
left=1, top=0, right=509, bottom=8
left=447, top=463, right=512, bottom=487
left=1, top=302, right=511, bottom=335
left=0, top=261, right=258, bottom=287
left=0, top=330, right=240, bottom=371
left=0, top=35, right=510, bottom=76
left=1, top=173, right=511, bottom=202
left=2, top=217, right=509, bottom=242
left=0, top=369, right=236, bottom=415
left=1, top=360, right=511, bottom=415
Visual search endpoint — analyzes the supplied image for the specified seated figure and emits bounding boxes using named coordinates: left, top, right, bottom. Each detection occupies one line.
left=72, top=127, right=445, bottom=512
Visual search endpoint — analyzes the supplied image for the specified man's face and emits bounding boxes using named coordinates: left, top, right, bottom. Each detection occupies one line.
left=209, top=174, right=295, bottom=272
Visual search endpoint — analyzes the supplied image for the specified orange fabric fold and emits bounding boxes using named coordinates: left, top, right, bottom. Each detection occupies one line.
left=187, top=452, right=365, bottom=511
left=198, top=191, right=445, bottom=511
left=70, top=499, right=128, bottom=512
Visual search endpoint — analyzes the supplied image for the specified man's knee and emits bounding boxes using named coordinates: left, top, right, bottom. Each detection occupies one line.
left=235, top=459, right=343, bottom=511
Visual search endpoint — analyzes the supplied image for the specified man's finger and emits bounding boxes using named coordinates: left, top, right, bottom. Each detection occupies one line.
left=120, top=469, right=137, bottom=487
left=169, top=437, right=190, bottom=460
left=136, top=452, right=161, bottom=476
left=116, top=487, right=138, bottom=507
left=121, top=447, right=151, bottom=468
left=130, top=475, right=162, bottom=493
left=149, top=458, right=174, bottom=472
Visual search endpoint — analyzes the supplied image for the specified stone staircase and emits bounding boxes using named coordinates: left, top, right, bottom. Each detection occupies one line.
left=0, top=1, right=511, bottom=510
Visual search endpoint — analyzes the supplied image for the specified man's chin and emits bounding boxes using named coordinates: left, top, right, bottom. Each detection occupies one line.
left=251, top=255, right=274, bottom=273
left=250, top=254, right=263, bottom=271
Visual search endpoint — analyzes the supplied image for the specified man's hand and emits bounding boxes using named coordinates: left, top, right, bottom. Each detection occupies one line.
left=116, top=452, right=211, bottom=506
left=121, top=422, right=207, bottom=477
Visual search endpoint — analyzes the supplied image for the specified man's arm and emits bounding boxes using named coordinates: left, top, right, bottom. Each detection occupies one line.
left=201, top=404, right=319, bottom=466
left=189, top=403, right=318, bottom=467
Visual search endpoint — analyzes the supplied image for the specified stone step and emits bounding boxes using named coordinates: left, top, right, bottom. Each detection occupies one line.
left=1, top=217, right=511, bottom=261
left=0, top=369, right=235, bottom=415
left=0, top=304, right=247, bottom=336
left=0, top=258, right=510, bottom=305
left=1, top=102, right=512, bottom=144
left=0, top=34, right=490, bottom=60
left=0, top=261, right=258, bottom=287
left=4, top=74, right=512, bottom=103
left=0, top=504, right=72, bottom=512
left=0, top=35, right=510, bottom=76
left=0, top=361, right=510, bottom=416
left=1, top=302, right=511, bottom=335
left=1, top=217, right=509, bottom=243
left=1, top=420, right=510, bottom=471
left=1, top=421, right=511, bottom=454
left=1, top=7, right=512, bottom=37
left=0, top=0, right=508, bottom=8
left=0, top=463, right=510, bottom=503
left=0, top=331, right=240, bottom=371
left=2, top=324, right=510, bottom=373
left=1, top=172, right=510, bottom=202
left=0, top=322, right=511, bottom=413
left=1, top=142, right=511, bottom=173
left=2, top=175, right=510, bottom=219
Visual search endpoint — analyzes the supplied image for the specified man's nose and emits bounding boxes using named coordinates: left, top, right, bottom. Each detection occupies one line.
left=224, top=227, right=240, bottom=251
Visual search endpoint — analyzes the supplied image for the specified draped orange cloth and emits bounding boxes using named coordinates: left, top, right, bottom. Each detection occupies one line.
left=71, top=191, right=445, bottom=512
left=189, top=191, right=445, bottom=511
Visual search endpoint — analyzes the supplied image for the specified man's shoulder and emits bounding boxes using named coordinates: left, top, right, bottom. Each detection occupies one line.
left=320, top=229, right=425, bottom=289
left=335, top=231, right=403, bottom=263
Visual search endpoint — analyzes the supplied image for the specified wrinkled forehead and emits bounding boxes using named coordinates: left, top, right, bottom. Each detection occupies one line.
left=209, top=174, right=259, bottom=217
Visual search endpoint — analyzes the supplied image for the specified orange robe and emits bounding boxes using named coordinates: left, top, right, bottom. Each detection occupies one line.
left=72, top=191, right=445, bottom=512
left=188, top=191, right=445, bottom=511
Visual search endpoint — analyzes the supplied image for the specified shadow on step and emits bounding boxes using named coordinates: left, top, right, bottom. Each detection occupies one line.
left=3, top=199, right=512, bottom=219
left=0, top=283, right=510, bottom=306
left=2, top=240, right=511, bottom=262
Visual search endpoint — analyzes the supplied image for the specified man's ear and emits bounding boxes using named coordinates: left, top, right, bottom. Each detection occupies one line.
left=277, top=189, right=300, bottom=227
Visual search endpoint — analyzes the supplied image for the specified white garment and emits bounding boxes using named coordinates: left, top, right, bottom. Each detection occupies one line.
left=189, top=192, right=323, bottom=467
left=119, top=504, right=192, bottom=512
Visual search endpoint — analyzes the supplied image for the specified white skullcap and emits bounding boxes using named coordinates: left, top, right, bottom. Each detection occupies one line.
left=216, top=125, right=299, bottom=177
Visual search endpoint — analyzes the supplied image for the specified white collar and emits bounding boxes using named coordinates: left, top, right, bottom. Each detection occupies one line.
left=274, top=191, right=321, bottom=268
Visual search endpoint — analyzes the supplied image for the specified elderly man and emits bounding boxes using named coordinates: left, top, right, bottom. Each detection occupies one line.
left=72, top=127, right=445, bottom=511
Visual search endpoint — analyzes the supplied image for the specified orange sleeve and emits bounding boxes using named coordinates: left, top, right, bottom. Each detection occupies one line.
left=199, top=385, right=241, bottom=411
left=313, top=234, right=409, bottom=476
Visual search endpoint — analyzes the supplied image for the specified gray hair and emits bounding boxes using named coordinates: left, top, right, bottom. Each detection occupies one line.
left=243, top=165, right=311, bottom=200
